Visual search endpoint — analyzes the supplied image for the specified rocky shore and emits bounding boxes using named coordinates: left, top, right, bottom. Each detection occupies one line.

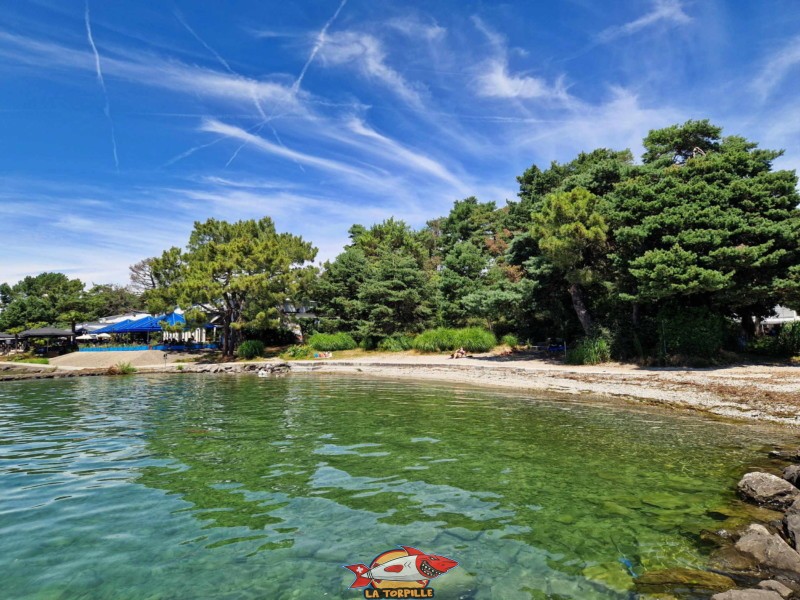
left=704, top=452, right=800, bottom=599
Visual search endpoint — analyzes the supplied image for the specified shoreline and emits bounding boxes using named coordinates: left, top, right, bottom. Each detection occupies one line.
left=4, top=351, right=800, bottom=426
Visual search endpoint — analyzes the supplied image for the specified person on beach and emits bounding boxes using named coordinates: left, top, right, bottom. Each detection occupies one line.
left=450, top=347, right=466, bottom=359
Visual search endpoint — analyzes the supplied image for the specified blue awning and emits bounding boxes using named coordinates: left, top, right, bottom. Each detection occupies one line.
left=158, top=312, right=186, bottom=327
left=124, top=316, right=163, bottom=333
left=93, top=319, right=134, bottom=334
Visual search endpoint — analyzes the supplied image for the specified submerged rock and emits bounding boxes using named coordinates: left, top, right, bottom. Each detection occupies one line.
left=635, top=568, right=736, bottom=594
left=734, top=524, right=800, bottom=577
left=782, top=498, right=800, bottom=550
left=738, top=473, right=800, bottom=510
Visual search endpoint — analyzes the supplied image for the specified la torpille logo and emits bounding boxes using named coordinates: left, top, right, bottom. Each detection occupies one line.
left=344, top=546, right=458, bottom=598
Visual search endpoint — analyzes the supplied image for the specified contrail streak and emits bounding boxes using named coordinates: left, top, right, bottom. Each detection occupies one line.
left=174, top=10, right=234, bottom=74
left=85, top=1, right=119, bottom=169
left=293, top=0, right=347, bottom=94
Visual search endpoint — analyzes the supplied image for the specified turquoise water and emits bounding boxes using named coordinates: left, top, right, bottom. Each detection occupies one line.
left=0, top=374, right=792, bottom=599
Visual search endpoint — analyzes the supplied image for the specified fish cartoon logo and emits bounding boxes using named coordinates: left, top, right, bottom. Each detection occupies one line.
left=344, top=546, right=458, bottom=598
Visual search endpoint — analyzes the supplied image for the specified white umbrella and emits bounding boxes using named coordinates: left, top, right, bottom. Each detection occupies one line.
left=96, top=333, right=112, bottom=339
left=76, top=334, right=96, bottom=340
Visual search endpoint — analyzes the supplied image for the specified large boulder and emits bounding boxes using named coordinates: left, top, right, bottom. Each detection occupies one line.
left=738, top=472, right=800, bottom=510
left=783, top=498, right=800, bottom=549
left=735, top=524, right=800, bottom=577
left=782, top=465, right=800, bottom=488
left=757, top=580, right=793, bottom=598
left=711, top=590, right=784, bottom=600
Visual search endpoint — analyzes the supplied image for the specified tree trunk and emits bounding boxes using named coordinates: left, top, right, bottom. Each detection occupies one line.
left=569, top=283, right=594, bottom=335
left=740, top=309, right=756, bottom=339
left=222, top=318, right=232, bottom=357
left=632, top=303, right=640, bottom=327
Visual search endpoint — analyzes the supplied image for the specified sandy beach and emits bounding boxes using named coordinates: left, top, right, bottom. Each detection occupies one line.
left=3, top=351, right=798, bottom=426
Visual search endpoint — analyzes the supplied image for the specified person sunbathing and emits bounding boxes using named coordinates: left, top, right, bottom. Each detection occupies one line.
left=449, top=347, right=467, bottom=359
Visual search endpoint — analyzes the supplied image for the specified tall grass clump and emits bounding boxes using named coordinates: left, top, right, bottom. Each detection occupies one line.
left=308, top=332, right=357, bottom=351
left=412, top=327, right=496, bottom=353
left=376, top=335, right=414, bottom=352
left=565, top=335, right=611, bottom=365
left=108, top=361, right=137, bottom=375
left=282, top=345, right=313, bottom=359
left=237, top=340, right=265, bottom=359
left=501, top=333, right=519, bottom=348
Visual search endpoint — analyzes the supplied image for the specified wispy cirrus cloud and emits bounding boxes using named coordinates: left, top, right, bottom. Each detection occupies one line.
left=0, top=30, right=301, bottom=114
left=199, top=118, right=381, bottom=181
left=751, top=35, right=800, bottom=100
left=471, top=17, right=571, bottom=103
left=597, top=0, right=691, bottom=42
left=318, top=30, right=425, bottom=108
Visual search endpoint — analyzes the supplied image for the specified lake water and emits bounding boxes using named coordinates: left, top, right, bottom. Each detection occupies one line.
left=0, top=374, right=793, bottom=599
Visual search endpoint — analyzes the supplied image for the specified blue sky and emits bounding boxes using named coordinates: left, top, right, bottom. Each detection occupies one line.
left=2, top=0, right=800, bottom=285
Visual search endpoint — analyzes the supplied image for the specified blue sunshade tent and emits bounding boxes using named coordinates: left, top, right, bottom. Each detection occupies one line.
left=93, top=319, right=134, bottom=334
left=124, top=316, right=163, bottom=333
left=159, top=312, right=186, bottom=327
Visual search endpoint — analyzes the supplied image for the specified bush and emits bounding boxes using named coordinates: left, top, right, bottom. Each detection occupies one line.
left=377, top=335, right=414, bottom=352
left=237, top=340, right=265, bottom=359
left=565, top=335, right=611, bottom=365
left=108, top=361, right=137, bottom=375
left=282, top=345, right=313, bottom=359
left=412, top=327, right=496, bottom=353
left=778, top=323, right=800, bottom=356
left=308, top=332, right=357, bottom=351
left=658, top=307, right=725, bottom=360
left=501, top=334, right=519, bottom=348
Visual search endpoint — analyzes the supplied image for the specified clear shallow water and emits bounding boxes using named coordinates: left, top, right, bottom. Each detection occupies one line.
left=0, top=374, right=793, bottom=600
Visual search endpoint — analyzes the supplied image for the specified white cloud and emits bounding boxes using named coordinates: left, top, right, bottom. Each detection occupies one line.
left=318, top=30, right=424, bottom=107
left=471, top=18, right=571, bottom=103
left=386, top=16, right=446, bottom=41
left=199, top=118, right=380, bottom=181
left=476, top=59, right=569, bottom=101
left=0, top=31, right=301, bottom=115
left=346, top=118, right=467, bottom=191
left=752, top=35, right=800, bottom=100
left=598, top=0, right=691, bottom=42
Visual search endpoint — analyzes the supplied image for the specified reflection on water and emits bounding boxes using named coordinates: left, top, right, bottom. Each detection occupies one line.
left=0, top=374, right=792, bottom=599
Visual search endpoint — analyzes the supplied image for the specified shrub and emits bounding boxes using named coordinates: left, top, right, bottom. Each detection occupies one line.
left=412, top=327, right=496, bottom=353
left=501, top=333, right=519, bottom=348
left=308, top=332, right=357, bottom=351
left=377, top=335, right=414, bottom=352
left=108, top=361, right=137, bottom=375
left=778, top=323, right=800, bottom=356
left=658, top=307, right=725, bottom=360
left=565, top=335, right=611, bottom=365
left=282, top=345, right=313, bottom=359
left=237, top=340, right=265, bottom=360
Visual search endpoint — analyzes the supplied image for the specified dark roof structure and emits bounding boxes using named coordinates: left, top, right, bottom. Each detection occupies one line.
left=19, top=327, right=75, bottom=338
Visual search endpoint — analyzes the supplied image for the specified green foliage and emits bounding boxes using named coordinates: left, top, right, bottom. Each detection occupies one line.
left=308, top=333, right=357, bottom=351
left=412, top=327, right=496, bottom=353
left=376, top=335, right=414, bottom=352
left=657, top=307, right=726, bottom=360
left=9, top=356, right=49, bottom=364
left=237, top=340, right=265, bottom=359
left=143, top=217, right=317, bottom=356
left=565, top=335, right=611, bottom=365
left=0, top=272, right=87, bottom=331
left=501, top=334, right=519, bottom=348
left=110, top=362, right=137, bottom=375
left=777, top=323, right=800, bottom=356
left=282, top=345, right=314, bottom=359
